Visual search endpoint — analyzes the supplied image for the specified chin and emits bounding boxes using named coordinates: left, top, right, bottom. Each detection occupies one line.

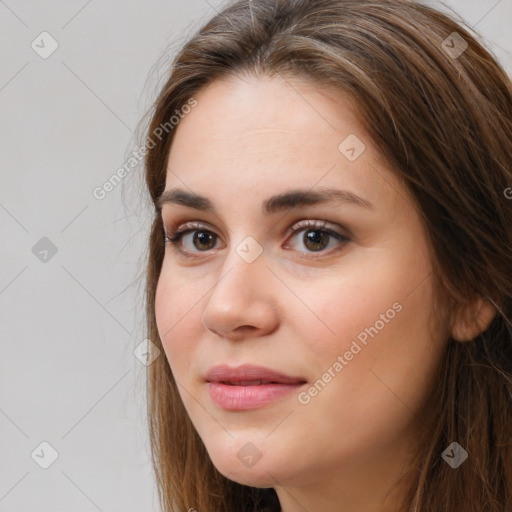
left=214, top=460, right=278, bottom=488
left=204, top=442, right=289, bottom=488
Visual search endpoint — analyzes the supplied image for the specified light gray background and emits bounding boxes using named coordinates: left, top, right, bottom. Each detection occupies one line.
left=0, top=1, right=510, bottom=511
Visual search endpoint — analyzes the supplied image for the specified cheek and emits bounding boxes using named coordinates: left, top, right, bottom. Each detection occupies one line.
left=295, top=241, right=442, bottom=392
left=281, top=267, right=442, bottom=462
left=154, top=270, right=201, bottom=376
left=296, top=264, right=409, bottom=358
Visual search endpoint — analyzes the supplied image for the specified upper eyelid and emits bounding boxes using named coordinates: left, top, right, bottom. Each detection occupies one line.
left=165, top=219, right=346, bottom=237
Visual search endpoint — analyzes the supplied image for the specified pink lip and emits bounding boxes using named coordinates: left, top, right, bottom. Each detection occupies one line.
left=205, top=364, right=307, bottom=411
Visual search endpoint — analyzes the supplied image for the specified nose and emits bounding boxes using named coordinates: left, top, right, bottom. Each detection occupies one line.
left=201, top=243, right=280, bottom=342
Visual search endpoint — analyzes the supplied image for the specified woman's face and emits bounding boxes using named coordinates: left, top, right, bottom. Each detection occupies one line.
left=154, top=74, right=449, bottom=505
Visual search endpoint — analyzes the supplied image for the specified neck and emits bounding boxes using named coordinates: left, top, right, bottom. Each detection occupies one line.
left=273, top=431, right=417, bottom=512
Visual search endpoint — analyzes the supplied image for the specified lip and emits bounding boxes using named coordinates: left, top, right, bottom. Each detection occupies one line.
left=205, top=364, right=307, bottom=411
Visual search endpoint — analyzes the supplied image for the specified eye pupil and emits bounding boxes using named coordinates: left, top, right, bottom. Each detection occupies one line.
left=194, top=231, right=216, bottom=250
left=304, top=230, right=329, bottom=251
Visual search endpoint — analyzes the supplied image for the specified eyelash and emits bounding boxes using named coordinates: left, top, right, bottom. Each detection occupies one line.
left=163, top=219, right=350, bottom=260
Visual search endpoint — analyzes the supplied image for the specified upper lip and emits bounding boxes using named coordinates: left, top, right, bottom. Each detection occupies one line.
left=205, top=364, right=307, bottom=385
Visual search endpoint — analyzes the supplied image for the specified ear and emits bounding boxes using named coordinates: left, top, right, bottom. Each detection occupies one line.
left=450, top=295, right=497, bottom=342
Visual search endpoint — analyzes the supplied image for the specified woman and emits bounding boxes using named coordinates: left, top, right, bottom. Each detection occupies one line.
left=141, top=0, right=512, bottom=510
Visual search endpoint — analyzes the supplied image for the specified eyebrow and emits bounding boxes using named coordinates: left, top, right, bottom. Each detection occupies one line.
left=156, top=187, right=374, bottom=214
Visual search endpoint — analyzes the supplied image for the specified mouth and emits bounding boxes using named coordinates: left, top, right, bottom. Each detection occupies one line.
left=219, top=380, right=293, bottom=386
left=205, top=364, right=307, bottom=411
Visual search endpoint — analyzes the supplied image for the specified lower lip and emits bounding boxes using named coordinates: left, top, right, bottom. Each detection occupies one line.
left=207, top=382, right=305, bottom=410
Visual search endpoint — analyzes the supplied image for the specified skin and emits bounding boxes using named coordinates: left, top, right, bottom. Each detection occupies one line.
left=154, top=73, right=470, bottom=512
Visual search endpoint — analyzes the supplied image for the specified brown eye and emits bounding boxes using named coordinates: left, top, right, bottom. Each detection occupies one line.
left=283, top=220, right=350, bottom=257
left=190, top=231, right=217, bottom=251
left=165, top=228, right=219, bottom=252
left=302, top=229, right=331, bottom=252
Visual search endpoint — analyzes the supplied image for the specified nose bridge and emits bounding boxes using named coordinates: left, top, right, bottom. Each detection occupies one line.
left=214, top=234, right=267, bottom=297
left=201, top=234, right=279, bottom=337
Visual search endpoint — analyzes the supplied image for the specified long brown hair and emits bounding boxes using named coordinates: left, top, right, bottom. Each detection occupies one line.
left=142, top=1, right=512, bottom=510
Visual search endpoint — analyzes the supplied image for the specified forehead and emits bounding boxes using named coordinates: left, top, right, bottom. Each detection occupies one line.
left=170, top=73, right=366, bottom=150
left=164, top=74, right=402, bottom=214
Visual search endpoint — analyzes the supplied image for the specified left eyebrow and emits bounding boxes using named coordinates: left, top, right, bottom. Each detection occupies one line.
left=156, top=187, right=374, bottom=214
